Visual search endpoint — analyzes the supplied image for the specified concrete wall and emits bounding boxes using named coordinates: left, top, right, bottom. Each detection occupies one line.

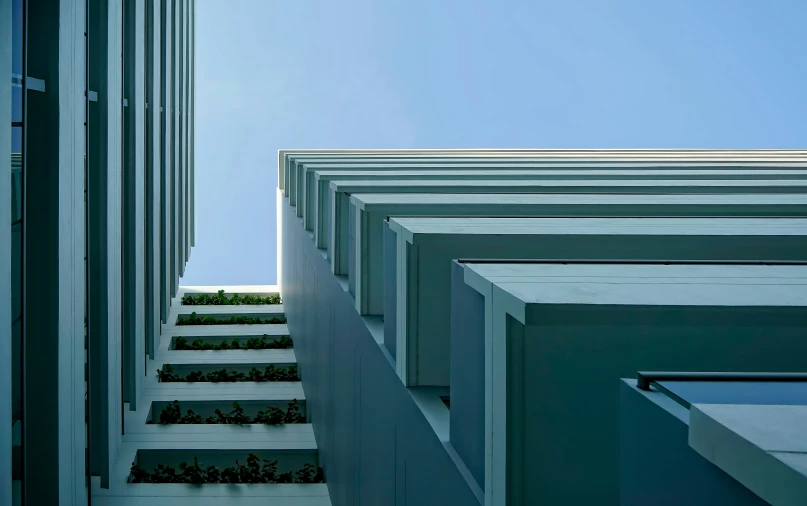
left=450, top=261, right=485, bottom=490
left=619, top=380, right=767, bottom=506
left=281, top=196, right=480, bottom=506
left=383, top=222, right=397, bottom=359
left=514, top=306, right=807, bottom=505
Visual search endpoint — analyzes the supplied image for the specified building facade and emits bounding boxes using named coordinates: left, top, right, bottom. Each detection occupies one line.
left=277, top=149, right=807, bottom=506
left=1, top=0, right=195, bottom=504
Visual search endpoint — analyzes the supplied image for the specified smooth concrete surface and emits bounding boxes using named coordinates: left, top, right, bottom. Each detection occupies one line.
left=275, top=150, right=807, bottom=288
left=280, top=148, right=807, bottom=202
left=690, top=403, right=807, bottom=506
left=449, top=262, right=486, bottom=490
left=308, top=169, right=807, bottom=243
left=0, top=1, right=12, bottom=504
left=343, top=193, right=807, bottom=314
left=461, top=262, right=807, bottom=506
left=387, top=217, right=807, bottom=386
left=281, top=195, right=482, bottom=506
left=619, top=380, right=768, bottom=506
left=323, top=178, right=807, bottom=254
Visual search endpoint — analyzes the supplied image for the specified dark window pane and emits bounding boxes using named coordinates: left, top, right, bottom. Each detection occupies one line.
left=12, top=0, right=23, bottom=75
left=12, top=85, right=22, bottom=123
left=12, top=222, right=22, bottom=321
left=11, top=126, right=22, bottom=222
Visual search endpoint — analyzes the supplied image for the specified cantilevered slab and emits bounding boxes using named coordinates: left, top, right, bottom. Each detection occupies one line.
left=317, top=178, right=807, bottom=250
left=343, top=193, right=807, bottom=314
left=308, top=169, right=807, bottom=240
left=458, top=262, right=807, bottom=506
left=281, top=149, right=807, bottom=201
left=386, top=217, right=807, bottom=387
left=690, top=403, right=807, bottom=506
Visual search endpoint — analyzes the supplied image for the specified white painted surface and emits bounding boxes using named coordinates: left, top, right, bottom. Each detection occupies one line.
left=463, top=263, right=807, bottom=307
left=690, top=404, right=807, bottom=506
left=391, top=216, right=807, bottom=237
left=93, top=287, right=327, bottom=505
left=463, top=263, right=807, bottom=506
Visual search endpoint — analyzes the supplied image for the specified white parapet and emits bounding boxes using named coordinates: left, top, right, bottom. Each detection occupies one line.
left=386, top=217, right=807, bottom=387
left=344, top=193, right=807, bottom=316
left=458, top=262, right=807, bottom=506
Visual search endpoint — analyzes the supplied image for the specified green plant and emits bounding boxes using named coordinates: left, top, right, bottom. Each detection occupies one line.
left=181, top=290, right=282, bottom=306
left=156, top=364, right=182, bottom=383
left=157, top=365, right=299, bottom=383
left=158, top=401, right=181, bottom=424
left=254, top=405, right=285, bottom=425
left=204, top=402, right=252, bottom=424
left=176, top=312, right=287, bottom=326
left=295, top=463, right=325, bottom=484
left=151, top=400, right=305, bottom=425
left=174, top=334, right=293, bottom=351
left=284, top=399, right=305, bottom=424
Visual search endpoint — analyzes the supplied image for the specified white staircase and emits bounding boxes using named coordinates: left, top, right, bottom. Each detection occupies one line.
left=91, top=290, right=330, bottom=506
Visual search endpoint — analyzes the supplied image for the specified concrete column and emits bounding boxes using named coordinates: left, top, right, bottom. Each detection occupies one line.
left=104, top=0, right=123, bottom=486
left=23, top=0, right=87, bottom=502
left=147, top=0, right=162, bottom=356
left=132, top=0, right=146, bottom=409
left=0, top=0, right=12, bottom=504
left=172, top=0, right=180, bottom=295
left=160, top=0, right=172, bottom=322
left=189, top=0, right=195, bottom=248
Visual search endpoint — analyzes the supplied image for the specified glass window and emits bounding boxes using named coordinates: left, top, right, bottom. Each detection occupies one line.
left=12, top=127, right=22, bottom=222
left=12, top=223, right=21, bottom=331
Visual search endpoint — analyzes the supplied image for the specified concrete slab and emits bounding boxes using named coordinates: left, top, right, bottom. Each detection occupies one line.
left=385, top=217, right=807, bottom=386
left=342, top=192, right=807, bottom=314
left=307, top=170, right=807, bottom=241
left=458, top=262, right=807, bottom=506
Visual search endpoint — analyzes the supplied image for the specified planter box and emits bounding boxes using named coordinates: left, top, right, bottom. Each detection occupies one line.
left=343, top=192, right=807, bottom=315
left=148, top=400, right=306, bottom=424
left=134, top=448, right=317, bottom=476
left=309, top=170, right=807, bottom=246
left=620, top=374, right=807, bottom=506
left=454, top=262, right=807, bottom=506
left=387, top=217, right=807, bottom=387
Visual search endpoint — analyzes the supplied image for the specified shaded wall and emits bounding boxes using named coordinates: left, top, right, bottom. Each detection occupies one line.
left=450, top=261, right=485, bottom=489
left=619, top=380, right=767, bottom=506
left=282, top=197, right=480, bottom=506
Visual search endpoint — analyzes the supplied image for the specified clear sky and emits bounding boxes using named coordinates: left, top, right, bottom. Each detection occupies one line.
left=180, top=0, right=807, bottom=286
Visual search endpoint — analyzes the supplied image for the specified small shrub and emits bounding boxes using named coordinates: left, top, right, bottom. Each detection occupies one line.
left=157, top=365, right=299, bottom=383
left=153, top=400, right=305, bottom=425
left=181, top=290, right=282, bottom=306
left=174, top=334, right=293, bottom=351
left=176, top=312, right=287, bottom=326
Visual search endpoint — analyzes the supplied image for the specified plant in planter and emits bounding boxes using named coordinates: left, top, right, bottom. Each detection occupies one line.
left=284, top=399, right=305, bottom=423
left=205, top=402, right=252, bottom=425
left=151, top=400, right=305, bottom=425
left=156, top=364, right=182, bottom=383
left=181, top=290, right=282, bottom=306
left=254, top=405, right=285, bottom=425
left=295, top=463, right=325, bottom=484
left=130, top=453, right=324, bottom=484
left=175, top=335, right=294, bottom=351
left=176, top=312, right=287, bottom=326
left=157, top=365, right=299, bottom=383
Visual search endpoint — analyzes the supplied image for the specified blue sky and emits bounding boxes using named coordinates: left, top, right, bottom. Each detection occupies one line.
left=180, top=0, right=807, bottom=286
